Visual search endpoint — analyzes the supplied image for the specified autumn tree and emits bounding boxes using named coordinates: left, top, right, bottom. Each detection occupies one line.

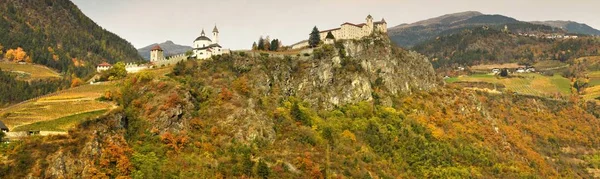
left=71, top=77, right=83, bottom=88
left=5, top=47, right=28, bottom=62
left=264, top=36, right=271, bottom=51
left=252, top=42, right=258, bottom=50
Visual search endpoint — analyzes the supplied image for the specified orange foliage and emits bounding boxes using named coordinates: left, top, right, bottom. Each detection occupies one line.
left=161, top=132, right=188, bottom=152
left=218, top=87, right=233, bottom=101
left=99, top=136, right=133, bottom=177
left=5, top=47, right=28, bottom=62
left=71, top=77, right=83, bottom=88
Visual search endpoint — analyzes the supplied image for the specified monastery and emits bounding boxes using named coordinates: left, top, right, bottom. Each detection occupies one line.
left=292, top=15, right=387, bottom=49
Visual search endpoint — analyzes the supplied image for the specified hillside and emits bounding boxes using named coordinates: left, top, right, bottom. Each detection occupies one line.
left=387, top=11, right=582, bottom=48
left=0, top=0, right=142, bottom=78
left=3, top=35, right=600, bottom=178
left=137, top=41, right=192, bottom=60
left=531, top=21, right=600, bottom=36
left=412, top=26, right=600, bottom=69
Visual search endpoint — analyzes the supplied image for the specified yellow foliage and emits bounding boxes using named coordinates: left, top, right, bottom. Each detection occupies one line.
left=341, top=130, right=356, bottom=142
left=5, top=47, right=28, bottom=62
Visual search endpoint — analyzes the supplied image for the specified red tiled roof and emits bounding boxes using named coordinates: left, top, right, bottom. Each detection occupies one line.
left=151, top=45, right=163, bottom=51
left=98, top=62, right=112, bottom=67
left=341, top=22, right=366, bottom=27
left=319, top=28, right=341, bottom=33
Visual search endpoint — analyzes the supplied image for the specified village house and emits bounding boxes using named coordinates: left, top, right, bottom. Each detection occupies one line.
left=492, top=68, right=500, bottom=74
left=0, top=120, right=9, bottom=132
left=96, top=62, right=112, bottom=72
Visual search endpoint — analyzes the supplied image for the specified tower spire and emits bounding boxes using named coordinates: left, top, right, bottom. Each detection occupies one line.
left=213, top=24, right=219, bottom=33
left=201, top=28, right=205, bottom=36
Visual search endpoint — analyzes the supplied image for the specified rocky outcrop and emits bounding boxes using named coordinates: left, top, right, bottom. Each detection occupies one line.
left=242, top=35, right=439, bottom=109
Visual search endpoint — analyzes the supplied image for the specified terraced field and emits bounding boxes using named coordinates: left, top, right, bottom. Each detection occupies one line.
left=0, top=61, right=61, bottom=80
left=0, top=82, right=117, bottom=130
left=449, top=73, right=571, bottom=97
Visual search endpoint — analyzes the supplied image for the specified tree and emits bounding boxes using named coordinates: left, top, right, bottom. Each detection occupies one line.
left=5, top=47, right=28, bottom=62
left=309, top=26, right=321, bottom=48
left=500, top=68, right=509, bottom=77
left=264, top=36, right=271, bottom=51
left=71, top=77, right=83, bottom=87
left=100, top=62, right=127, bottom=81
left=252, top=42, right=258, bottom=50
left=269, top=39, right=279, bottom=51
left=257, top=159, right=270, bottom=179
left=0, top=131, right=5, bottom=143
left=258, top=37, right=265, bottom=51
left=326, top=31, right=335, bottom=39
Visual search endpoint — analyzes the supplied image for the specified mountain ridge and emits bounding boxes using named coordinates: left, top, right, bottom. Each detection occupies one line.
left=388, top=11, right=600, bottom=48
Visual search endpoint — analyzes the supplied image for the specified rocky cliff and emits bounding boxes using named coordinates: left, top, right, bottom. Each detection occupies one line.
left=236, top=35, right=439, bottom=109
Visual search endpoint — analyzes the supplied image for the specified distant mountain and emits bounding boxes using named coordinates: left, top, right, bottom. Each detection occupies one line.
left=0, top=0, right=142, bottom=77
left=530, top=21, right=600, bottom=35
left=138, top=41, right=192, bottom=60
left=388, top=11, right=597, bottom=48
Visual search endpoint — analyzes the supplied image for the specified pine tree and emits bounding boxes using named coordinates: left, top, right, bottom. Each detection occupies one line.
left=326, top=31, right=335, bottom=39
left=269, top=39, right=279, bottom=51
left=257, top=37, right=265, bottom=51
left=309, top=26, right=321, bottom=48
left=252, top=42, right=258, bottom=50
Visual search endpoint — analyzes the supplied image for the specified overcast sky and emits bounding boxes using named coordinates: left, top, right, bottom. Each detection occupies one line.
left=71, top=0, right=600, bottom=50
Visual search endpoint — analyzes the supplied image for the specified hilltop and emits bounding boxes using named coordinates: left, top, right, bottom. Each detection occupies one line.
left=137, top=41, right=192, bottom=60
left=0, top=0, right=142, bottom=78
left=388, top=11, right=600, bottom=48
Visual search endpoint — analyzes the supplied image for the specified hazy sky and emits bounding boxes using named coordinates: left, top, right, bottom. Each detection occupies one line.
left=71, top=0, right=600, bottom=50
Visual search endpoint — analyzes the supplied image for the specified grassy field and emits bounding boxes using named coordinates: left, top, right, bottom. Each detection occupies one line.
left=449, top=73, right=571, bottom=97
left=12, top=109, right=107, bottom=132
left=0, top=82, right=116, bottom=130
left=0, top=61, right=61, bottom=80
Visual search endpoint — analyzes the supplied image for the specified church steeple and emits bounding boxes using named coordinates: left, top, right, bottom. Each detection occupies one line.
left=213, top=25, right=219, bottom=33
left=201, top=29, right=206, bottom=36
left=212, top=25, right=219, bottom=44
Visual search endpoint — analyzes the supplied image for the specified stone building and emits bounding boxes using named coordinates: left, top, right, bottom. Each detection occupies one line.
left=318, top=14, right=387, bottom=41
left=150, top=45, right=165, bottom=62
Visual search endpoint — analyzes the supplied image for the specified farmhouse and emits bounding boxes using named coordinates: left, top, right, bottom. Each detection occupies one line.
left=0, top=120, right=8, bottom=132
left=96, top=62, right=112, bottom=72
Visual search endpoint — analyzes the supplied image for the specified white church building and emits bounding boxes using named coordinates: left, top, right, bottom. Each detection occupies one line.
left=192, top=26, right=225, bottom=59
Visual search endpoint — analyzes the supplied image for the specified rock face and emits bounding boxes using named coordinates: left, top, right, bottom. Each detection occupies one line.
left=241, top=35, right=439, bottom=109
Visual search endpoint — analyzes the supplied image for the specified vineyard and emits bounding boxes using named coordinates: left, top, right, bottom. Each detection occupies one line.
left=0, top=82, right=116, bottom=130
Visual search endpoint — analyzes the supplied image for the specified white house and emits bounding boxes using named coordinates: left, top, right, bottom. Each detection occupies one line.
left=492, top=68, right=500, bottom=74
left=96, top=62, right=112, bottom=72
